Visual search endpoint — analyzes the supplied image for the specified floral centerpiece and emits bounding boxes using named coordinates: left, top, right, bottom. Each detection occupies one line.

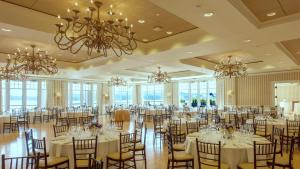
left=224, top=124, right=235, bottom=139
left=88, top=121, right=103, bottom=136
left=185, top=112, right=192, bottom=121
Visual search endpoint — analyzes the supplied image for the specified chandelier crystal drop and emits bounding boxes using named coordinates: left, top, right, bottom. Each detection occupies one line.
left=214, top=55, right=247, bottom=79
left=12, top=45, right=58, bottom=75
left=148, top=66, right=170, bottom=83
left=54, top=1, right=137, bottom=57
left=108, top=76, right=127, bottom=86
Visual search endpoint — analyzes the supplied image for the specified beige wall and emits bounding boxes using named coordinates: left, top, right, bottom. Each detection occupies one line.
left=217, top=71, right=300, bottom=107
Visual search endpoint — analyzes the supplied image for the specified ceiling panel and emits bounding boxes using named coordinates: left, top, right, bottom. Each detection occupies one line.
left=280, top=38, right=300, bottom=64
left=241, top=0, right=300, bottom=22
left=1, top=0, right=197, bottom=42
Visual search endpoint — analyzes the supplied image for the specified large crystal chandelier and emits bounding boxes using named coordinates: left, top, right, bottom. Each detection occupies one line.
left=214, top=56, right=247, bottom=79
left=108, top=76, right=127, bottom=86
left=54, top=1, right=137, bottom=57
left=148, top=66, right=170, bottom=83
left=12, top=45, right=58, bottom=75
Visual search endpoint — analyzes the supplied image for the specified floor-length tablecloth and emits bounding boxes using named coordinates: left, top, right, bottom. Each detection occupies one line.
left=114, top=109, right=130, bottom=122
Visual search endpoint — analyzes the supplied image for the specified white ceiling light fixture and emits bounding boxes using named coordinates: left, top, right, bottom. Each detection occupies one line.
left=142, top=39, right=149, bottom=42
left=107, top=76, right=127, bottom=86
left=1, top=28, right=12, bottom=32
left=148, top=66, right=170, bottom=83
left=138, top=19, right=145, bottom=24
left=153, top=26, right=162, bottom=32
left=186, top=51, right=193, bottom=54
left=203, top=12, right=215, bottom=17
left=243, top=39, right=251, bottom=43
left=266, top=12, right=276, bottom=17
left=166, top=31, right=173, bottom=35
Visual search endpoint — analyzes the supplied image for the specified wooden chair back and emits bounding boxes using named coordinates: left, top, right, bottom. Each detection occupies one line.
left=110, top=120, right=123, bottom=130
left=286, top=120, right=300, bottom=137
left=271, top=126, right=284, bottom=155
left=53, top=125, right=69, bottom=137
left=254, top=140, right=277, bottom=169
left=186, top=121, right=198, bottom=134
left=119, top=132, right=136, bottom=160
left=254, top=119, right=267, bottom=136
left=1, top=154, right=37, bottom=169
left=68, top=117, right=77, bottom=127
left=25, top=129, right=34, bottom=156
left=196, top=139, right=221, bottom=169
left=89, top=155, right=103, bottom=169
left=72, top=136, right=98, bottom=169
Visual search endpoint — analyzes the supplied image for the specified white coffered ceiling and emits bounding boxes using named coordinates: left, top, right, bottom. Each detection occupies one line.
left=0, top=0, right=299, bottom=81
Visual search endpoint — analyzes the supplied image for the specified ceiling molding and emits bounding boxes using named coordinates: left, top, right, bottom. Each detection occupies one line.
left=276, top=42, right=300, bottom=65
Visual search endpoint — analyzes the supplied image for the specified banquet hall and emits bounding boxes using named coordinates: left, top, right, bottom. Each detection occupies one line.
left=1, top=0, right=300, bottom=169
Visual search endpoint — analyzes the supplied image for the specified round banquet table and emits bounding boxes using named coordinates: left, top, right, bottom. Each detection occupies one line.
left=49, top=129, right=120, bottom=169
left=185, top=129, right=270, bottom=169
left=114, top=109, right=130, bottom=122
left=246, top=118, right=286, bottom=134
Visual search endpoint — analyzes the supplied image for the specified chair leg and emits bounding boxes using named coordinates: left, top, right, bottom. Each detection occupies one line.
left=167, top=160, right=170, bottom=169
left=144, top=150, right=147, bottom=169
left=106, top=159, right=109, bottom=169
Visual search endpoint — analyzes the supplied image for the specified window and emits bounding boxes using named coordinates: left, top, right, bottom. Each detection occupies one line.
left=112, top=86, right=133, bottom=106
left=141, top=84, right=164, bottom=105
left=178, top=80, right=216, bottom=108
left=68, top=82, right=99, bottom=107
left=41, top=81, right=47, bottom=108
left=26, top=81, right=38, bottom=110
left=92, top=84, right=98, bottom=106
left=10, top=80, right=23, bottom=110
left=82, top=83, right=92, bottom=106
left=69, top=82, right=81, bottom=106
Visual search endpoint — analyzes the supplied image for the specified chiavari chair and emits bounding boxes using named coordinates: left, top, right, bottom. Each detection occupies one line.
left=72, top=136, right=102, bottom=169
left=53, top=124, right=69, bottom=137
left=3, top=115, right=19, bottom=133
left=153, top=115, right=166, bottom=146
left=42, top=109, right=51, bottom=123
left=1, top=154, right=37, bottom=169
left=68, top=117, right=78, bottom=127
left=270, top=137, right=295, bottom=169
left=284, top=120, right=300, bottom=152
left=238, top=140, right=277, bottom=169
left=271, top=126, right=284, bottom=156
left=196, top=139, right=229, bottom=169
left=17, top=111, right=29, bottom=128
left=35, top=137, right=69, bottom=168
left=25, top=129, right=49, bottom=158
left=107, top=132, right=137, bottom=169
left=197, top=119, right=208, bottom=129
left=167, top=127, right=193, bottom=169
left=130, top=124, right=147, bottom=169
left=110, top=120, right=124, bottom=130
left=56, top=117, right=68, bottom=126
left=186, top=121, right=199, bottom=134
left=33, top=108, right=42, bottom=124
left=169, top=119, right=186, bottom=143
left=254, top=119, right=271, bottom=139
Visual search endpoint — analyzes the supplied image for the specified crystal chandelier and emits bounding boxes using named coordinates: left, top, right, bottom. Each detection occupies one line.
left=54, top=1, right=137, bottom=57
left=12, top=45, right=58, bottom=75
left=108, top=76, right=127, bottom=86
left=148, top=66, right=170, bottom=83
left=214, top=55, right=247, bottom=79
left=0, top=56, right=19, bottom=80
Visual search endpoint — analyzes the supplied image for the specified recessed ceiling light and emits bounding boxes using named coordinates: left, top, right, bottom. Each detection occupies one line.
left=166, top=31, right=173, bottom=35
left=156, top=13, right=160, bottom=16
left=1, top=28, right=11, bottom=32
left=244, top=39, right=251, bottom=43
left=138, top=19, right=145, bottom=24
left=186, top=51, right=193, bottom=54
left=142, top=39, right=149, bottom=42
left=266, top=12, right=276, bottom=17
left=203, top=12, right=215, bottom=17
left=153, top=26, right=162, bottom=32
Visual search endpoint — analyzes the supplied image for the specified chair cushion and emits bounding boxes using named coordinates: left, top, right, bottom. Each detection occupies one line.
left=129, top=143, right=145, bottom=151
left=75, top=156, right=102, bottom=168
left=39, top=157, right=69, bottom=167
left=199, top=163, right=229, bottom=169
left=173, top=143, right=185, bottom=151
left=107, top=152, right=133, bottom=160
left=274, top=154, right=292, bottom=166
left=238, top=163, right=270, bottom=169
left=168, top=152, right=193, bottom=161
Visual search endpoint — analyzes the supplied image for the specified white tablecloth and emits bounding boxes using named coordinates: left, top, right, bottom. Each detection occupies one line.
left=163, top=117, right=198, bottom=131
left=185, top=130, right=270, bottom=169
left=49, top=129, right=120, bottom=169
left=0, top=115, right=9, bottom=134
